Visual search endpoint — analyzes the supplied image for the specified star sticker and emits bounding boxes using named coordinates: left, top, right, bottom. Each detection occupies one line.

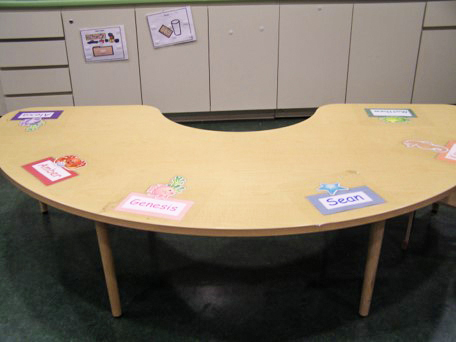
left=318, top=183, right=349, bottom=196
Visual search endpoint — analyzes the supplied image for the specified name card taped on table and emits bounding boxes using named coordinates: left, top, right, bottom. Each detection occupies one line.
left=365, top=108, right=416, bottom=118
left=438, top=141, right=456, bottom=163
left=12, top=111, right=63, bottom=120
left=23, top=157, right=78, bottom=185
left=116, top=192, right=193, bottom=221
left=307, top=186, right=385, bottom=215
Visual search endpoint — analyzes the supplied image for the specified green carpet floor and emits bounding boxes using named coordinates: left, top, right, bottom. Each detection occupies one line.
left=0, top=118, right=455, bottom=341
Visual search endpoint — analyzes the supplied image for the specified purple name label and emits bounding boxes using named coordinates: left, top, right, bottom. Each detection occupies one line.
left=12, top=110, right=63, bottom=121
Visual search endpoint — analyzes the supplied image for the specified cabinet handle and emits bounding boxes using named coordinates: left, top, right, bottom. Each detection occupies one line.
left=228, top=29, right=234, bottom=35
left=259, top=26, right=265, bottom=32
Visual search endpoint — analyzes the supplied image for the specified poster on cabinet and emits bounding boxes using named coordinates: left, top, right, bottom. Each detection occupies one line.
left=80, top=25, right=128, bottom=62
left=146, top=6, right=196, bottom=48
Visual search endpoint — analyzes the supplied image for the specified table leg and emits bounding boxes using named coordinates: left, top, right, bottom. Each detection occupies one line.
left=95, top=221, right=122, bottom=317
left=401, top=211, right=415, bottom=250
left=39, top=201, right=48, bottom=214
left=359, top=220, right=385, bottom=317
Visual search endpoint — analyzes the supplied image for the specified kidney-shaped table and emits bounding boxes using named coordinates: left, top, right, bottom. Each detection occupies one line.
left=1, top=104, right=455, bottom=317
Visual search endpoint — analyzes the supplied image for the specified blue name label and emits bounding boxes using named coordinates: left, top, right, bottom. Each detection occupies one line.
left=307, top=186, right=385, bottom=215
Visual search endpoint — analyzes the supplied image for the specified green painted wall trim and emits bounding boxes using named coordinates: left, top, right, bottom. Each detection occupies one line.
left=0, top=0, right=263, bottom=8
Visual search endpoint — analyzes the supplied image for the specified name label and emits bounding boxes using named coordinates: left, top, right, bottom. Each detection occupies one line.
left=116, top=192, right=193, bottom=221
left=12, top=110, right=63, bottom=120
left=438, top=141, right=456, bottom=163
left=365, top=108, right=416, bottom=118
left=23, top=157, right=78, bottom=185
left=307, top=186, right=385, bottom=215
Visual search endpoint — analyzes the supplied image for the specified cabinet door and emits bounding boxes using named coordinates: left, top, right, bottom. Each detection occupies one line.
left=136, top=6, right=209, bottom=113
left=346, top=2, right=425, bottom=103
left=278, top=4, right=352, bottom=109
left=62, top=8, right=141, bottom=106
left=209, top=5, right=279, bottom=111
left=413, top=30, right=456, bottom=104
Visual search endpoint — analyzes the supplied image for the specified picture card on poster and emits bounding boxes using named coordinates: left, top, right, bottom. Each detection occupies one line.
left=80, top=26, right=128, bottom=62
left=147, top=7, right=196, bottom=48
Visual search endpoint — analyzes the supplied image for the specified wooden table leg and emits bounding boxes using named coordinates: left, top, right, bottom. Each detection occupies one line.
left=359, top=220, right=385, bottom=317
left=401, top=211, right=415, bottom=250
left=39, top=201, right=48, bottom=214
left=95, top=222, right=122, bottom=317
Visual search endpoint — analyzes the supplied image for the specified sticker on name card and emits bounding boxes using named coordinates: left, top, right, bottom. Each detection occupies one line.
left=437, top=141, right=456, bottom=163
left=54, top=155, right=87, bottom=169
left=22, top=157, right=78, bottom=185
left=365, top=108, right=416, bottom=118
left=403, top=140, right=449, bottom=153
left=12, top=110, right=63, bottom=121
left=146, top=176, right=186, bottom=199
left=380, top=117, right=411, bottom=124
left=318, top=183, right=349, bottom=196
left=19, top=118, right=45, bottom=132
left=307, top=186, right=385, bottom=215
left=116, top=193, right=193, bottom=220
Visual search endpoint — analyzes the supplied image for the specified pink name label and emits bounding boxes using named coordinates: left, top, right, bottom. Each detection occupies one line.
left=115, top=193, right=193, bottom=221
left=23, top=157, right=78, bottom=185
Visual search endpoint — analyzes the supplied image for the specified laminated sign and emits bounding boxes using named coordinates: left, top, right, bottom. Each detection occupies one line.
left=80, top=25, right=128, bottom=62
left=147, top=7, right=196, bottom=48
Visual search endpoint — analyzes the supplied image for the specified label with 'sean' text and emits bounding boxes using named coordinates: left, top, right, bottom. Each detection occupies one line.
left=307, top=186, right=385, bottom=215
left=115, top=193, right=194, bottom=221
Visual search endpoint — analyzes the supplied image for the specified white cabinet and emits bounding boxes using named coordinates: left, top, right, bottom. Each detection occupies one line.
left=412, top=30, right=456, bottom=104
left=0, top=10, right=73, bottom=114
left=0, top=41, right=68, bottom=68
left=208, top=4, right=279, bottom=111
left=423, top=0, right=456, bottom=27
left=346, top=2, right=425, bottom=103
left=62, top=8, right=141, bottom=106
left=413, top=1, right=456, bottom=104
left=278, top=3, right=352, bottom=109
left=136, top=6, right=209, bottom=113
left=1, top=69, right=71, bottom=95
left=0, top=10, right=63, bottom=39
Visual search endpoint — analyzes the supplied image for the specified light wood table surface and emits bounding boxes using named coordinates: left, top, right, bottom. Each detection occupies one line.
left=1, top=104, right=455, bottom=317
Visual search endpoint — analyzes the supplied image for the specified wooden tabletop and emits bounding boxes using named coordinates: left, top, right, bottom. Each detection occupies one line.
left=0, top=104, right=455, bottom=236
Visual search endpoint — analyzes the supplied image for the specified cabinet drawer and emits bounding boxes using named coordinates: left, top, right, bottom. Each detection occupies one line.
left=1, top=68, right=72, bottom=95
left=0, top=41, right=68, bottom=68
left=0, top=10, right=64, bottom=39
left=5, top=94, right=74, bottom=112
left=424, top=1, right=456, bottom=27
left=413, top=30, right=456, bottom=103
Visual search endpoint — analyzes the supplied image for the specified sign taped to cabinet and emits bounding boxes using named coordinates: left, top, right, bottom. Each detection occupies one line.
left=80, top=25, right=128, bottom=62
left=146, top=6, right=196, bottom=48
